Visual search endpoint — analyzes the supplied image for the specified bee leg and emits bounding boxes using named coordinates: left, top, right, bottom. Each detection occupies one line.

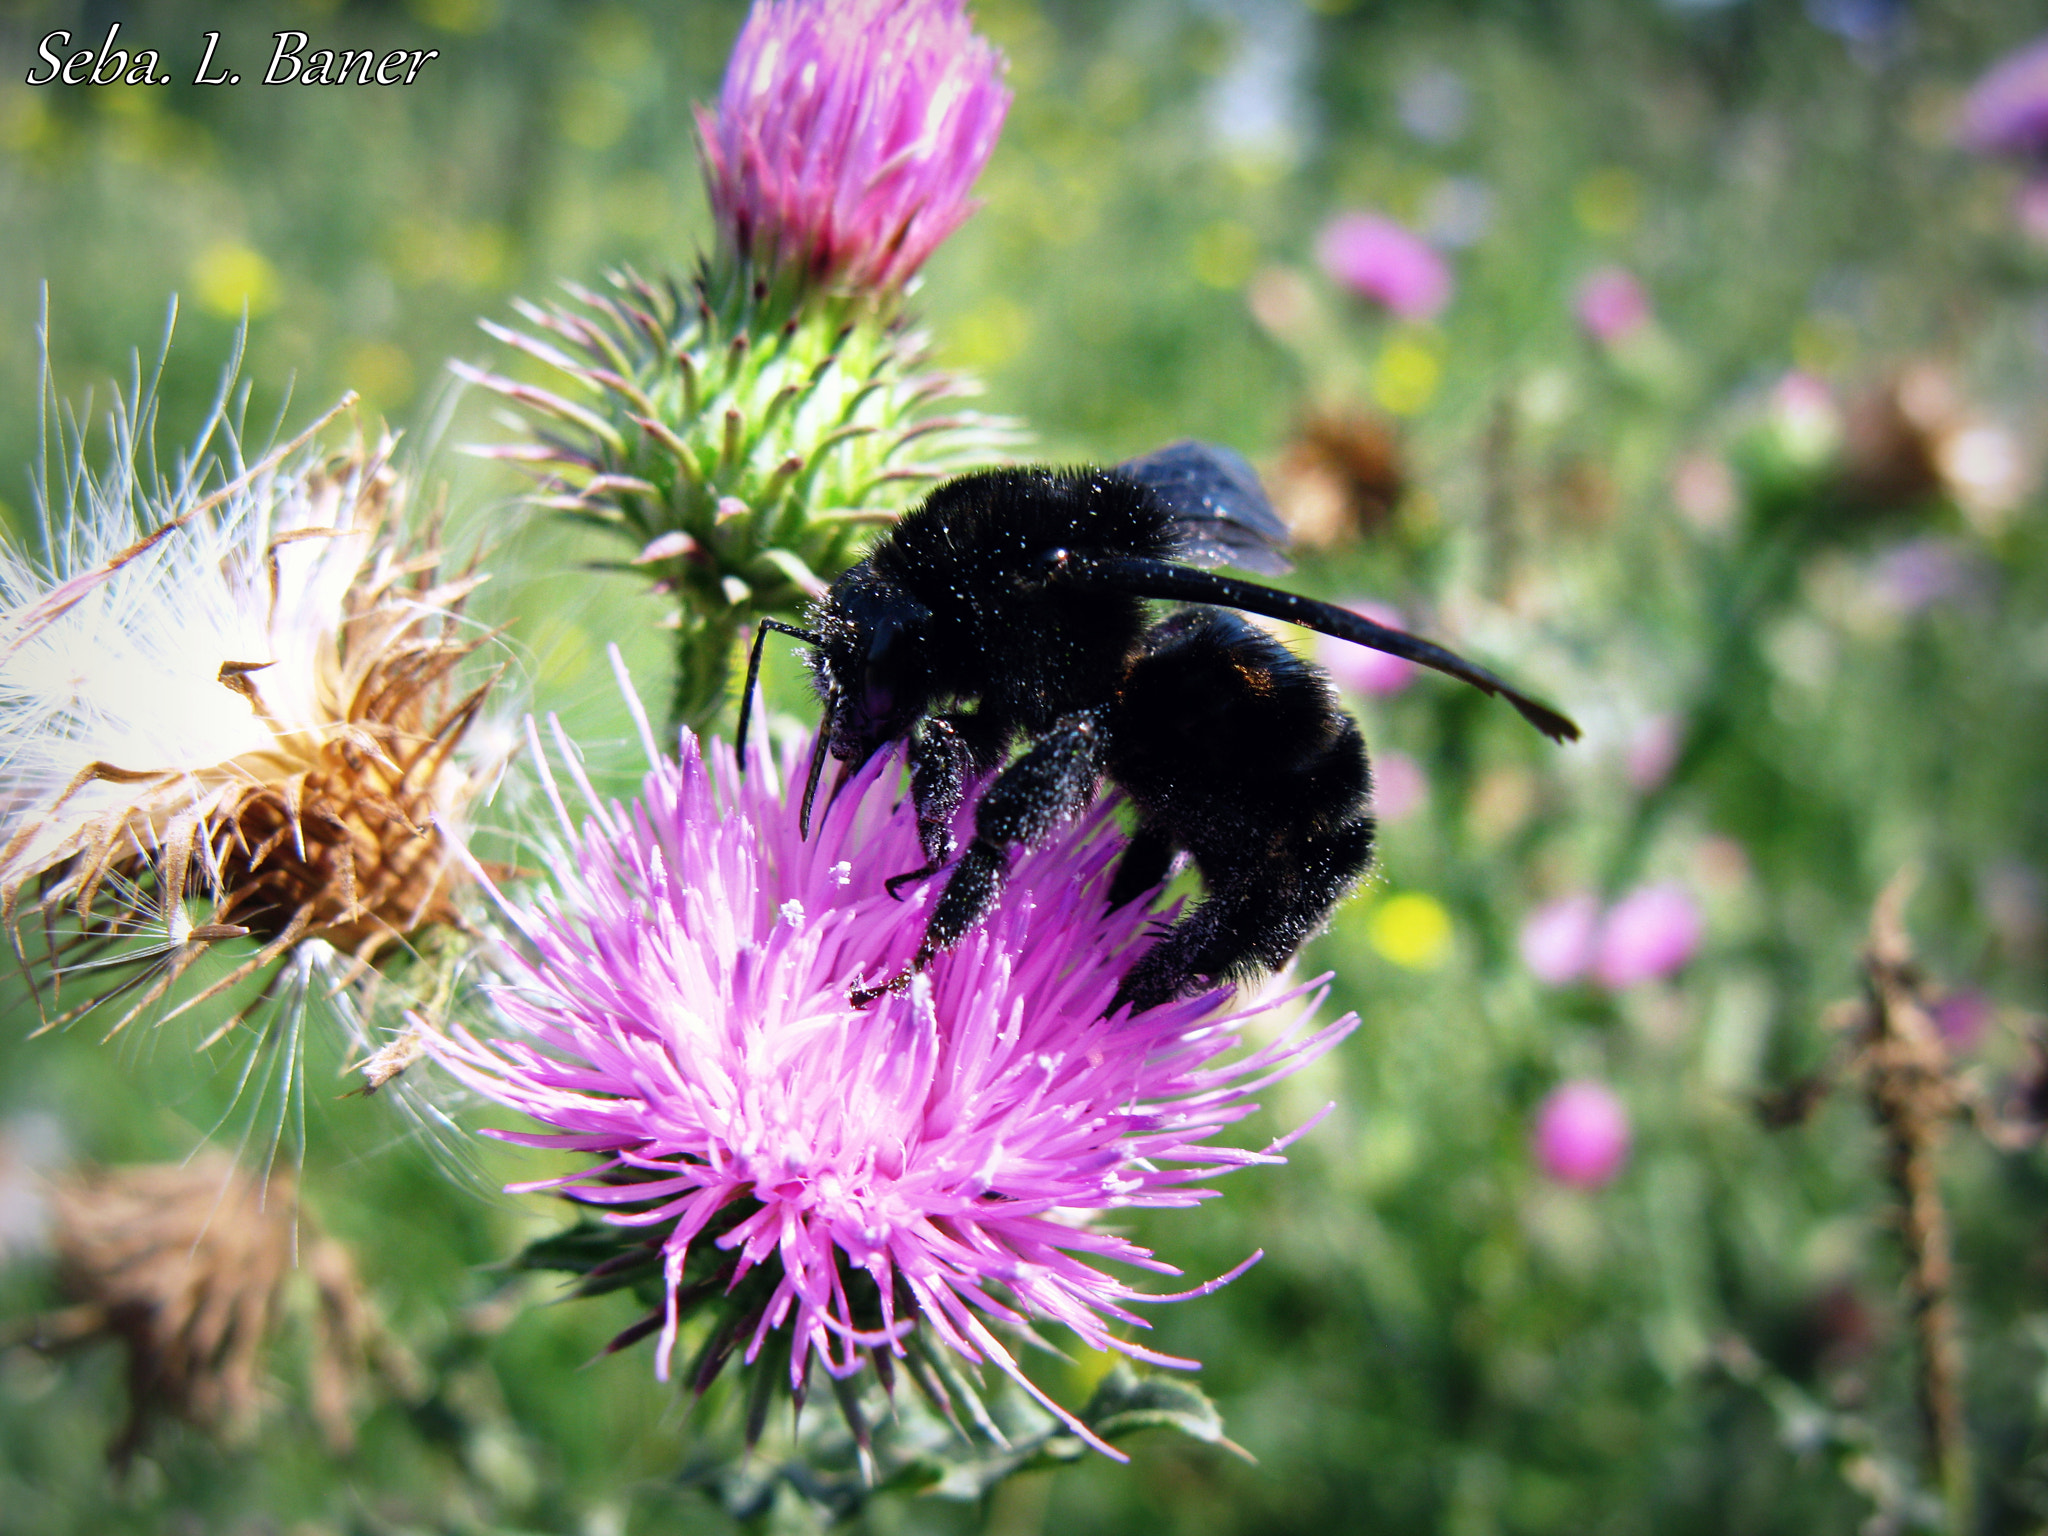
left=884, top=712, right=990, bottom=899
left=852, top=713, right=1106, bottom=1006
left=1105, top=824, right=1176, bottom=911
left=1109, top=816, right=1375, bottom=1016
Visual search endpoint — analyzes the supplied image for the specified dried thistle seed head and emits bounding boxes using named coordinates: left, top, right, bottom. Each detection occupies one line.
left=0, top=390, right=500, bottom=1029
left=25, top=1154, right=396, bottom=1464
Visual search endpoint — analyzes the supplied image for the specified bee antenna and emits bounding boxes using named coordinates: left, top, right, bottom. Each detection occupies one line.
left=1062, top=555, right=1582, bottom=744
left=737, top=618, right=824, bottom=773
left=797, top=709, right=833, bottom=839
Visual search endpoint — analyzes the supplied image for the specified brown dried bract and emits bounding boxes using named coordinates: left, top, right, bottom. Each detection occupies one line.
left=16, top=1153, right=414, bottom=1467
left=1838, top=870, right=1970, bottom=1508
left=1266, top=410, right=1406, bottom=548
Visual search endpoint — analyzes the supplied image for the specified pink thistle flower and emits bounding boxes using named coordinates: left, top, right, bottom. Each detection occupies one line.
left=1592, top=882, right=1702, bottom=990
left=433, top=693, right=1354, bottom=1458
left=1575, top=266, right=1652, bottom=346
left=1958, top=32, right=2048, bottom=160
left=1314, top=212, right=1452, bottom=322
left=696, top=0, right=1011, bottom=295
left=1532, top=1080, right=1631, bottom=1189
left=1316, top=600, right=1416, bottom=697
left=1519, top=894, right=1601, bottom=986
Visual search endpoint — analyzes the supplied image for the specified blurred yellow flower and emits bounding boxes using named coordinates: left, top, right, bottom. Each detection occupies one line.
left=1190, top=219, right=1259, bottom=289
left=1369, top=891, right=1454, bottom=970
left=1572, top=167, right=1642, bottom=238
left=1373, top=338, right=1441, bottom=416
left=191, top=243, right=278, bottom=319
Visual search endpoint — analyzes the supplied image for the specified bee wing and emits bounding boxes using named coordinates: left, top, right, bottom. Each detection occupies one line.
left=1115, top=440, right=1293, bottom=575
left=1060, top=554, right=1581, bottom=744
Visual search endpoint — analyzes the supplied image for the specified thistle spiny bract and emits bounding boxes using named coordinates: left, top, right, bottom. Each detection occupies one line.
left=462, top=265, right=1013, bottom=728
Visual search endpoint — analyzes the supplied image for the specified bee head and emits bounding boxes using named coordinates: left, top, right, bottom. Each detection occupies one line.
left=812, top=571, right=934, bottom=769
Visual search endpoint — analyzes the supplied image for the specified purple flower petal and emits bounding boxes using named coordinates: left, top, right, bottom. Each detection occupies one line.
left=1933, top=988, right=1992, bottom=1054
left=1370, top=749, right=1427, bottom=824
left=1625, top=713, right=1682, bottom=793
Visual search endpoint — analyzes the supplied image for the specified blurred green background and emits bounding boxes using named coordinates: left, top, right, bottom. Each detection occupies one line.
left=5, top=0, right=2048, bottom=1531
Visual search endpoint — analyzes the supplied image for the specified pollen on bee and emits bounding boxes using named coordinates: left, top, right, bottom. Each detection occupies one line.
left=1229, top=657, right=1277, bottom=697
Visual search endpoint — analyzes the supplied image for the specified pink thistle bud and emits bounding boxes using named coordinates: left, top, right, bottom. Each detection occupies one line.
left=1314, top=212, right=1452, bottom=322
left=697, top=0, right=1011, bottom=295
left=1533, top=1080, right=1631, bottom=1188
left=1520, top=893, right=1602, bottom=986
left=1316, top=600, right=1416, bottom=696
left=1593, top=883, right=1702, bottom=990
left=1575, top=266, right=1651, bottom=346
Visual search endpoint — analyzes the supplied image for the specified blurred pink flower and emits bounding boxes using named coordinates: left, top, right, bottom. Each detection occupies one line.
left=1519, top=894, right=1602, bottom=986
left=696, top=0, right=1011, bottom=294
left=1671, top=452, right=1738, bottom=534
left=1933, top=988, right=1992, bottom=1054
left=435, top=726, right=1354, bottom=1455
left=1533, top=1080, right=1631, bottom=1189
left=1315, top=213, right=1452, bottom=321
left=1772, top=370, right=1842, bottom=437
left=1958, top=32, right=2048, bottom=158
left=1316, top=601, right=1416, bottom=696
left=1625, top=714, right=1683, bottom=793
left=1370, top=749, right=1427, bottom=824
left=1593, top=883, right=1702, bottom=989
left=1575, top=266, right=1651, bottom=346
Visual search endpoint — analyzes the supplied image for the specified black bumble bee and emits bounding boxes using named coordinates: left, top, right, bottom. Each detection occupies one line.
left=738, top=443, right=1578, bottom=1015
